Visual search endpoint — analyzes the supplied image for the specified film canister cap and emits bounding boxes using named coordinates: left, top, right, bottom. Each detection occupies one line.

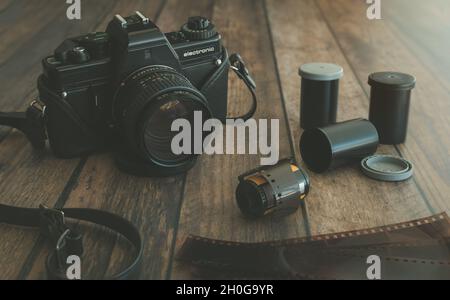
left=299, top=63, right=343, bottom=81
left=361, top=155, right=413, bottom=182
left=368, top=72, right=416, bottom=90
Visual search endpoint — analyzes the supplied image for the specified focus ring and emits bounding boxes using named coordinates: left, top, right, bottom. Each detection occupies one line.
left=120, top=66, right=198, bottom=119
left=114, top=66, right=210, bottom=162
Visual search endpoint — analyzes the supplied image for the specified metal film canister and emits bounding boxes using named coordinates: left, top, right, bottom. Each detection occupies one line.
left=368, top=72, right=416, bottom=145
left=300, top=119, right=379, bottom=173
left=299, top=63, right=344, bottom=130
left=236, top=159, right=310, bottom=218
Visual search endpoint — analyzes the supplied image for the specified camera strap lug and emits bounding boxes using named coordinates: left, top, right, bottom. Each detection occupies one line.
left=201, top=48, right=258, bottom=122
left=0, top=100, right=47, bottom=149
left=0, top=203, right=143, bottom=280
left=229, top=53, right=257, bottom=90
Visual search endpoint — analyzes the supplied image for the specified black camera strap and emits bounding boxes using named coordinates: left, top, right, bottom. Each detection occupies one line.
left=0, top=203, right=143, bottom=280
left=201, top=49, right=257, bottom=122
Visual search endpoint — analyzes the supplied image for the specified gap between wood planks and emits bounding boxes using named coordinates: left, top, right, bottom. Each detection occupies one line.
left=261, top=0, right=312, bottom=236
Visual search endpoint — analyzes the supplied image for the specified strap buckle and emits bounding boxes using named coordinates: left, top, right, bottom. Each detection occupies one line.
left=39, top=205, right=83, bottom=271
left=39, top=205, right=67, bottom=241
left=229, top=53, right=257, bottom=90
left=29, top=100, right=47, bottom=119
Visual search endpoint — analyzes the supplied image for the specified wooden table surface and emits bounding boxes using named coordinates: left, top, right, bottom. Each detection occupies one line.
left=0, top=0, right=449, bottom=280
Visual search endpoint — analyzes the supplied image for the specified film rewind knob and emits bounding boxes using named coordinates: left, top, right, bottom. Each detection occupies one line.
left=181, top=16, right=217, bottom=40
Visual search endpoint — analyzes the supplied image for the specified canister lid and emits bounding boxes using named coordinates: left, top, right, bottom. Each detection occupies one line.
left=368, top=72, right=416, bottom=90
left=361, top=155, right=413, bottom=182
left=299, top=63, right=344, bottom=81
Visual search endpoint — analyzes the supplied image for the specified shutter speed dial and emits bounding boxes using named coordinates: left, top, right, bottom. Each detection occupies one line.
left=181, top=16, right=217, bottom=41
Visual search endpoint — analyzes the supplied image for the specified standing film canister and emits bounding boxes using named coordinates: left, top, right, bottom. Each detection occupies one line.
left=368, top=72, right=416, bottom=145
left=300, top=119, right=379, bottom=173
left=299, top=63, right=344, bottom=130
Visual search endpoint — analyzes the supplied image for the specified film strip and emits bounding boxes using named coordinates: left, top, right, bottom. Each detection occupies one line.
left=178, top=213, right=450, bottom=279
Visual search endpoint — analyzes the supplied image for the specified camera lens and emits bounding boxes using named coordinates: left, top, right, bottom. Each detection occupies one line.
left=114, top=66, right=211, bottom=168
left=141, top=94, right=207, bottom=164
left=236, top=160, right=310, bottom=218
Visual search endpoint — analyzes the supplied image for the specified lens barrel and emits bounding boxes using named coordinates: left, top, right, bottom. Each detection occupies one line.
left=236, top=160, right=310, bottom=218
left=113, top=65, right=211, bottom=173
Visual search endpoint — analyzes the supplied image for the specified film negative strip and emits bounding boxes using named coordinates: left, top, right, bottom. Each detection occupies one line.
left=281, top=248, right=450, bottom=280
left=178, top=213, right=450, bottom=279
left=317, top=239, right=450, bottom=261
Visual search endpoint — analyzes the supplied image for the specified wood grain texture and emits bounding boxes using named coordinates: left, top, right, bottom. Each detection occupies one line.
left=170, top=0, right=309, bottom=279
left=265, top=0, right=433, bottom=236
left=316, top=0, right=450, bottom=212
left=0, top=1, right=67, bottom=65
left=382, top=0, right=450, bottom=87
left=0, top=0, right=14, bottom=12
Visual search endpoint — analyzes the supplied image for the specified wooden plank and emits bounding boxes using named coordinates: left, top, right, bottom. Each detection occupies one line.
left=265, top=0, right=432, bottom=237
left=0, top=0, right=65, bottom=140
left=170, top=0, right=309, bottom=279
left=0, top=0, right=122, bottom=280
left=316, top=0, right=450, bottom=212
left=382, top=0, right=450, bottom=86
left=0, top=0, right=14, bottom=12
left=0, top=1, right=68, bottom=65
left=24, top=0, right=215, bottom=280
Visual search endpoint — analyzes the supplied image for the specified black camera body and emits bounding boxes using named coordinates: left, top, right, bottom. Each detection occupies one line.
left=0, top=11, right=256, bottom=177
left=40, top=13, right=228, bottom=156
left=38, top=12, right=233, bottom=175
